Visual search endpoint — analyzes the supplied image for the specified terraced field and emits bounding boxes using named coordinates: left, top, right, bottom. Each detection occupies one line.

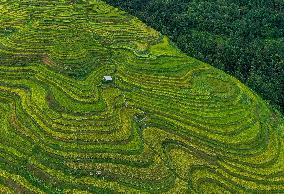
left=0, top=0, right=284, bottom=193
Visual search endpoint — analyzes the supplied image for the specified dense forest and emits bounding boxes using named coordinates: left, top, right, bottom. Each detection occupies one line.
left=105, top=0, right=284, bottom=113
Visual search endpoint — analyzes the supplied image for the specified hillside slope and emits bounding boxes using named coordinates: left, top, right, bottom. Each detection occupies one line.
left=105, top=0, right=284, bottom=113
left=0, top=0, right=284, bottom=193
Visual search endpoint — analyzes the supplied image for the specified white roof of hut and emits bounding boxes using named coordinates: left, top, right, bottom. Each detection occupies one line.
left=103, top=76, right=113, bottom=81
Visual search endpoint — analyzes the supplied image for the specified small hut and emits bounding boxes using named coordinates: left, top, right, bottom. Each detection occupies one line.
left=103, top=75, right=113, bottom=82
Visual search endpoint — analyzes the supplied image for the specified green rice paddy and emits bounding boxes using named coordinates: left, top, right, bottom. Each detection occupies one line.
left=0, top=0, right=284, bottom=193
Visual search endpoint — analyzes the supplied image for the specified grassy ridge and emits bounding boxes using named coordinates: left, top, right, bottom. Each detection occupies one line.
left=0, top=0, right=284, bottom=193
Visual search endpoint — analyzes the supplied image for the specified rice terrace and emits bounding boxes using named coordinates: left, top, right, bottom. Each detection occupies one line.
left=0, top=0, right=284, bottom=193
